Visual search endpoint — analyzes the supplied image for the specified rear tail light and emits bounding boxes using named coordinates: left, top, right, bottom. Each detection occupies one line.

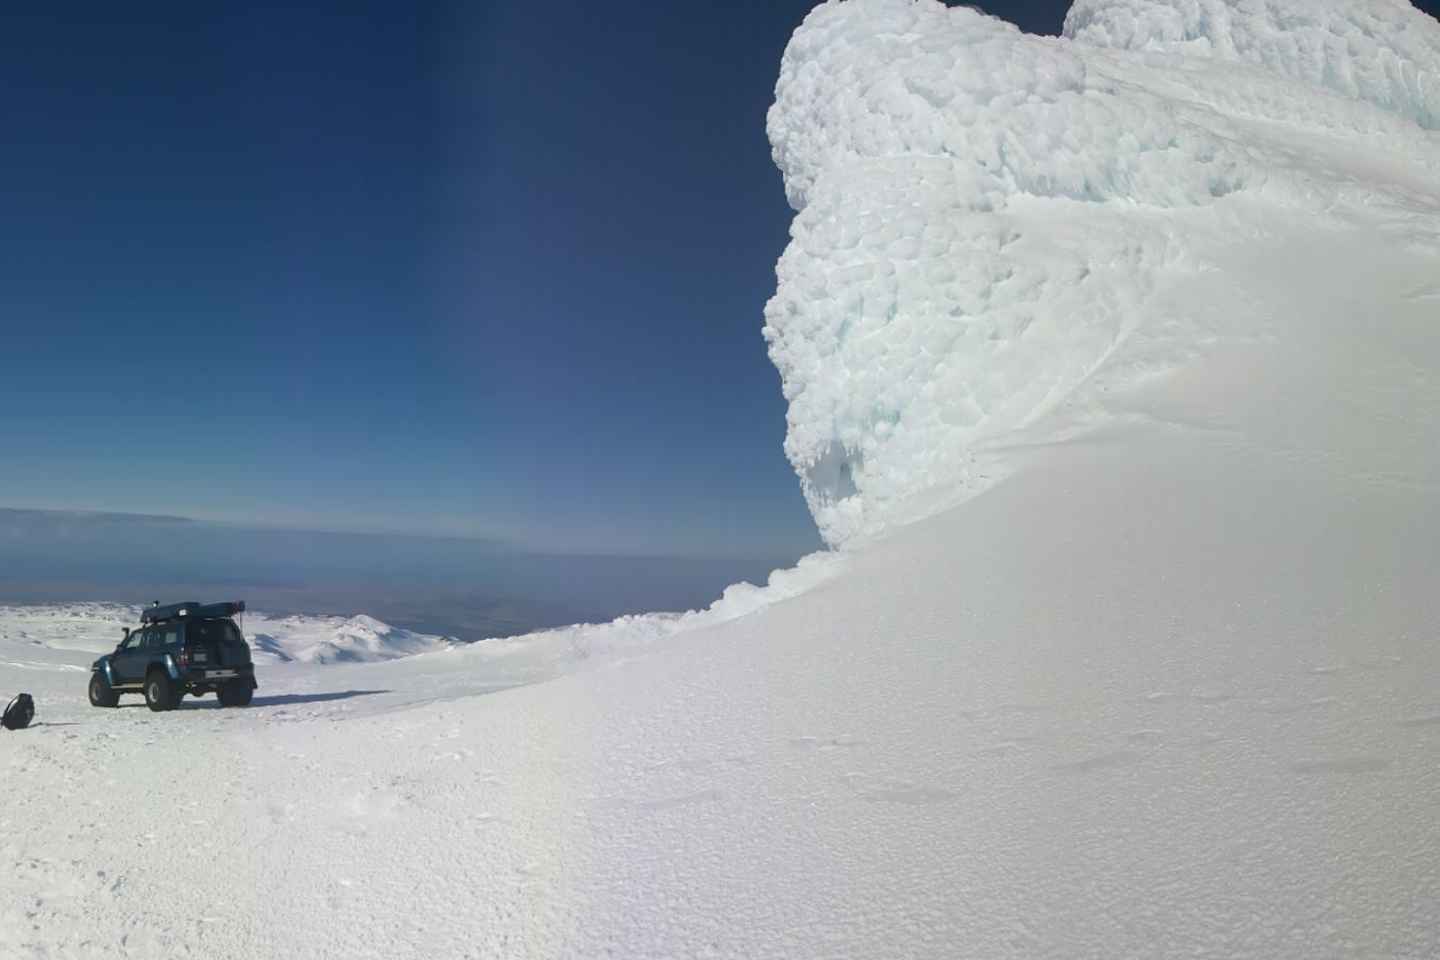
left=177, top=648, right=190, bottom=669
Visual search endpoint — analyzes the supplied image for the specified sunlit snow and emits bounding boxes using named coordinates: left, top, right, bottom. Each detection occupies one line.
left=2, top=1, right=1438, bottom=956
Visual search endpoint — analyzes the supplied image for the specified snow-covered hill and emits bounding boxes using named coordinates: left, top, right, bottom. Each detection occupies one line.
left=2, top=1, right=1438, bottom=957
left=246, top=613, right=452, bottom=664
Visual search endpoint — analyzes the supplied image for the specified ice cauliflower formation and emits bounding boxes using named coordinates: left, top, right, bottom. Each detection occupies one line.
left=765, top=0, right=1440, bottom=547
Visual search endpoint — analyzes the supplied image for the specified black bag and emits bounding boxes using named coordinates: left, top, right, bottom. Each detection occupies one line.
left=2, top=693, right=34, bottom=731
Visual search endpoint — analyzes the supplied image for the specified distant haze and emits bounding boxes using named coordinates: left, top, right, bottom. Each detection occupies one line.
left=0, top=508, right=809, bottom=639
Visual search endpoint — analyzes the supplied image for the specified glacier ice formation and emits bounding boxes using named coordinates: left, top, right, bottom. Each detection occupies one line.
left=764, top=0, right=1440, bottom=546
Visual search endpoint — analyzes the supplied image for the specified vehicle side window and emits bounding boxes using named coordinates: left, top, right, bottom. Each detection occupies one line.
left=162, top=627, right=180, bottom=649
left=119, top=631, right=141, bottom=652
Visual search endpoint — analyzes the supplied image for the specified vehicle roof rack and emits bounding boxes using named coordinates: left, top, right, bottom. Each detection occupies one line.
left=140, top=600, right=246, bottom=624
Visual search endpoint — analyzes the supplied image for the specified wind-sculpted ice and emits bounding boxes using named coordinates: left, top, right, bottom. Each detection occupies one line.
left=764, top=0, right=1440, bottom=547
left=1066, top=0, right=1440, bottom=129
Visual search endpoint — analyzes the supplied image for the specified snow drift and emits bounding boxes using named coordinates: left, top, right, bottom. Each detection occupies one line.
left=765, top=0, right=1440, bottom=546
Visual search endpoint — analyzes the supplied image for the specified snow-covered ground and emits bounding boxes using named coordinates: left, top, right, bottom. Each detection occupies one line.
left=4, top=0, right=1440, bottom=956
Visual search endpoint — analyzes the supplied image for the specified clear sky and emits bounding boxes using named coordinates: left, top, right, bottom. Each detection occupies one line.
left=2, top=0, right=1324, bottom=557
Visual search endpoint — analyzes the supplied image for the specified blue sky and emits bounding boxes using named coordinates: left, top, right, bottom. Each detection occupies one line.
left=0, top=1, right=1084, bottom=556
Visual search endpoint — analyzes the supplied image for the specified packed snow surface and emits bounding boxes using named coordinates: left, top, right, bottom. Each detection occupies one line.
left=4, top=0, right=1440, bottom=956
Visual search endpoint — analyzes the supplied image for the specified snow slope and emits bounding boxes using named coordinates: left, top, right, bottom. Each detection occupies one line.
left=3, top=0, right=1440, bottom=957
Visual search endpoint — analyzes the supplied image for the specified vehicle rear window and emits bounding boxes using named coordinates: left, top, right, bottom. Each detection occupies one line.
left=188, top=619, right=247, bottom=648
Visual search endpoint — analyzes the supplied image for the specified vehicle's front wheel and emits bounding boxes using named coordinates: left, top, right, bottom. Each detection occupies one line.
left=219, top=680, right=253, bottom=707
left=144, top=671, right=176, bottom=712
left=88, top=673, right=118, bottom=708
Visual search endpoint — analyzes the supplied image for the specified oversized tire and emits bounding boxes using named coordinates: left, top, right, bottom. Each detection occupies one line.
left=144, top=670, right=176, bottom=712
left=88, top=672, right=118, bottom=708
left=219, top=680, right=253, bottom=708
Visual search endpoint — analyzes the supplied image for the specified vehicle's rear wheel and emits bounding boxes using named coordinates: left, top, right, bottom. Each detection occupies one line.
left=144, top=671, right=176, bottom=712
left=88, top=673, right=118, bottom=708
left=219, top=680, right=253, bottom=707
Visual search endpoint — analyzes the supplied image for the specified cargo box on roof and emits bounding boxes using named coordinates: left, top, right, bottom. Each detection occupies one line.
left=140, top=600, right=246, bottom=624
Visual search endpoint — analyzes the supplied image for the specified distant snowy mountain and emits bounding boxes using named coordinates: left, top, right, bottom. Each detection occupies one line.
left=0, top=603, right=451, bottom=665
left=246, top=612, right=452, bottom=663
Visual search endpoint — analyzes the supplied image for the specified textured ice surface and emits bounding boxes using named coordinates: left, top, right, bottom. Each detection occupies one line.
left=765, top=0, right=1440, bottom=545
left=1066, top=0, right=1440, bottom=129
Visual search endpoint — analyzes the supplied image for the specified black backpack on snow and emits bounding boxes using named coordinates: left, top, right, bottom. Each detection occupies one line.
left=2, top=693, right=34, bottom=731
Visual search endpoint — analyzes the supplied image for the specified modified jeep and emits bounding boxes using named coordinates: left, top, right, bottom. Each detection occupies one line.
left=89, top=601, right=258, bottom=711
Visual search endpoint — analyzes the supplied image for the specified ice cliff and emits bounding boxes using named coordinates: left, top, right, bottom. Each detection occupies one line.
left=764, top=0, right=1440, bottom=546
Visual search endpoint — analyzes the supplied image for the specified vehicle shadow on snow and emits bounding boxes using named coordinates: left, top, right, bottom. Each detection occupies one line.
left=117, top=689, right=391, bottom=709
left=250, top=690, right=390, bottom=707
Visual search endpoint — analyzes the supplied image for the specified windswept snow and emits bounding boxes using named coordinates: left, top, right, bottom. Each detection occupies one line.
left=4, top=0, right=1440, bottom=957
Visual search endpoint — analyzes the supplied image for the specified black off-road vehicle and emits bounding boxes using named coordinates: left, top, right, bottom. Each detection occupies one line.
left=89, top=601, right=258, bottom=712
